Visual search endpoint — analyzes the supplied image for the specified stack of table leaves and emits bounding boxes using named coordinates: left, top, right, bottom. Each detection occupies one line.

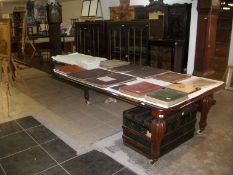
left=151, top=71, right=191, bottom=83
left=166, top=83, right=198, bottom=94
left=100, top=59, right=130, bottom=68
left=68, top=68, right=110, bottom=80
left=127, top=66, right=168, bottom=78
left=145, top=88, right=188, bottom=107
left=55, top=65, right=86, bottom=74
left=84, top=72, right=135, bottom=88
left=119, top=82, right=161, bottom=97
left=181, top=77, right=218, bottom=89
left=110, top=64, right=143, bottom=73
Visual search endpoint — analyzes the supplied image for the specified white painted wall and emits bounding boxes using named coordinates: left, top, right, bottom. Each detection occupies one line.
left=1, top=2, right=25, bottom=14
left=60, top=0, right=83, bottom=23
left=187, top=0, right=198, bottom=74
left=228, top=19, right=233, bottom=66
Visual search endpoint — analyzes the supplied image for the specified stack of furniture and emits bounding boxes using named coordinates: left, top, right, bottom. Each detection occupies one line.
left=75, top=2, right=191, bottom=73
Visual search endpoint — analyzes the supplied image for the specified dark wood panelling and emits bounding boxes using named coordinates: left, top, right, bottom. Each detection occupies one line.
left=194, top=0, right=221, bottom=77
left=106, top=20, right=149, bottom=65
left=75, top=21, right=106, bottom=57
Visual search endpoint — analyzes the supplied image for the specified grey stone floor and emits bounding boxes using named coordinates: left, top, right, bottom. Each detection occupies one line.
left=0, top=67, right=233, bottom=175
left=0, top=116, right=136, bottom=175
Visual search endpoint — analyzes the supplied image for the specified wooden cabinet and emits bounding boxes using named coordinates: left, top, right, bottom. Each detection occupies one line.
left=194, top=0, right=220, bottom=77
left=106, top=20, right=149, bottom=64
left=75, top=21, right=106, bottom=57
left=12, top=8, right=26, bottom=43
left=109, top=6, right=146, bottom=21
left=146, top=3, right=191, bottom=71
left=75, top=20, right=149, bottom=64
left=147, top=39, right=185, bottom=73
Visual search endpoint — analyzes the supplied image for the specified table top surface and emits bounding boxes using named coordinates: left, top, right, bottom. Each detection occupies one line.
left=53, top=67, right=224, bottom=111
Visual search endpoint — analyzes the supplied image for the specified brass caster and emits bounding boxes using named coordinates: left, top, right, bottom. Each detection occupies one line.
left=149, top=159, right=156, bottom=165
left=104, top=97, right=116, bottom=104
left=197, top=129, right=203, bottom=135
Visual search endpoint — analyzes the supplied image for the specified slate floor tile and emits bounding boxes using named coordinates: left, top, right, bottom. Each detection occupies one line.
left=0, top=146, right=57, bottom=175
left=0, top=132, right=37, bottom=158
left=27, top=125, right=57, bottom=144
left=0, top=121, right=22, bottom=138
left=115, top=168, right=138, bottom=175
left=38, top=166, right=69, bottom=175
left=16, top=116, right=41, bottom=129
left=62, top=150, right=123, bottom=175
left=42, top=138, right=77, bottom=163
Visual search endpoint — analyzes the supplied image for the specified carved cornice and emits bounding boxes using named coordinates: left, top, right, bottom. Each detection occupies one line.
left=146, top=0, right=168, bottom=12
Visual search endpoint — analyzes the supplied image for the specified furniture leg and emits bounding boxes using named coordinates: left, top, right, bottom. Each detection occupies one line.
left=12, top=60, right=32, bottom=96
left=147, top=43, right=151, bottom=66
left=150, top=110, right=166, bottom=162
left=6, top=83, right=10, bottom=117
left=84, top=88, right=90, bottom=104
left=198, top=95, right=216, bottom=133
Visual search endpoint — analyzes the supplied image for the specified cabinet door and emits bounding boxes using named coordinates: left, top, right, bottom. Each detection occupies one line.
left=107, top=20, right=149, bottom=65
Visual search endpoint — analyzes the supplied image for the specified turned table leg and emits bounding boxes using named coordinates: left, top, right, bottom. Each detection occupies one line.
left=198, top=95, right=216, bottom=133
left=84, top=88, right=90, bottom=104
left=150, top=110, right=166, bottom=162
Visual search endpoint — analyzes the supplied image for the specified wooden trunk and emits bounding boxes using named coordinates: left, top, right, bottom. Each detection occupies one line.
left=122, top=105, right=198, bottom=158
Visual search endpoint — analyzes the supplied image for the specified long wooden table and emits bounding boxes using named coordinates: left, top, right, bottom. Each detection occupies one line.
left=53, top=69, right=224, bottom=162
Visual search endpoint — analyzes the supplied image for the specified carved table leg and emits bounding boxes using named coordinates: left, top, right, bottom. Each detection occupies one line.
left=198, top=95, right=216, bottom=133
left=84, top=88, right=90, bottom=104
left=150, top=110, right=166, bottom=162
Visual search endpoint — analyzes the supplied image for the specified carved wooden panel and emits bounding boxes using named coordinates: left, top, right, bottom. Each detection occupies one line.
left=75, top=21, right=106, bottom=57
left=109, top=6, right=146, bottom=21
left=167, top=4, right=191, bottom=40
left=0, top=19, right=11, bottom=58
left=106, top=20, right=149, bottom=65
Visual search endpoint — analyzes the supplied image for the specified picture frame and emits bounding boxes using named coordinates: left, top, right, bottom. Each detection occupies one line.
left=225, top=66, right=233, bottom=91
left=0, top=19, right=11, bottom=59
left=81, top=0, right=99, bottom=17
